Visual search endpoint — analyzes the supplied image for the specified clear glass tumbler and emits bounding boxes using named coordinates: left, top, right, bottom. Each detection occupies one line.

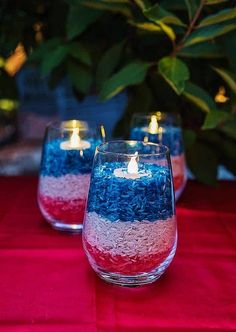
left=83, top=141, right=177, bottom=286
left=130, top=112, right=187, bottom=200
left=38, top=120, right=102, bottom=233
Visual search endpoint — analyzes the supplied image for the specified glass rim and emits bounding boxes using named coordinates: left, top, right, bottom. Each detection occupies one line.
left=46, top=120, right=89, bottom=131
left=96, top=140, right=170, bottom=157
left=132, top=112, right=181, bottom=121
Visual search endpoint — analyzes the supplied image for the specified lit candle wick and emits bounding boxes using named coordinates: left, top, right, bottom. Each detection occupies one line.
left=127, top=152, right=138, bottom=174
left=148, top=115, right=159, bottom=135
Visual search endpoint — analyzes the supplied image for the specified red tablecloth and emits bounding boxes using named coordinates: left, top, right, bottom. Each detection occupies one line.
left=0, top=177, right=236, bottom=332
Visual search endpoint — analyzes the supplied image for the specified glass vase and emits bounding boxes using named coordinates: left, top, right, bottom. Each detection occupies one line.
left=130, top=112, right=187, bottom=200
left=83, top=141, right=177, bottom=286
left=38, top=120, right=102, bottom=233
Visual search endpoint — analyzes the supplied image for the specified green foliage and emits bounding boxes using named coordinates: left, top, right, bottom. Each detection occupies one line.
left=185, top=0, right=200, bottom=21
left=202, top=110, right=231, bottom=129
left=186, top=141, right=218, bottom=185
left=41, top=45, right=68, bottom=77
left=144, top=4, right=186, bottom=27
left=178, top=42, right=224, bottom=58
left=184, top=21, right=236, bottom=46
left=183, top=82, right=216, bottom=113
left=212, top=67, right=236, bottom=94
left=198, top=7, right=236, bottom=27
left=99, top=61, right=150, bottom=100
left=67, top=61, right=92, bottom=94
left=0, top=0, right=236, bottom=183
left=68, top=42, right=92, bottom=66
left=67, top=5, right=103, bottom=40
left=96, top=42, right=125, bottom=89
left=158, top=57, right=190, bottom=94
left=183, top=129, right=197, bottom=149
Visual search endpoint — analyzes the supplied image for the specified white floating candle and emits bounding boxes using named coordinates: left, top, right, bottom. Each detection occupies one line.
left=60, top=128, right=91, bottom=150
left=114, top=152, right=148, bottom=179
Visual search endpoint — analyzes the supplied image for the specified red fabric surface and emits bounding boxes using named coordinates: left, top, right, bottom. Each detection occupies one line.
left=0, top=177, right=236, bottom=332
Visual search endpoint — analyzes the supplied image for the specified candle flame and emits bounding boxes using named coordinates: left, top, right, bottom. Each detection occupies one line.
left=128, top=152, right=138, bottom=174
left=215, top=86, right=229, bottom=103
left=70, top=128, right=80, bottom=148
left=148, top=115, right=159, bottom=134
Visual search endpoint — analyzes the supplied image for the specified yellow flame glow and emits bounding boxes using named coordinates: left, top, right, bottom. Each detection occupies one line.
left=5, top=43, right=26, bottom=76
left=70, top=128, right=81, bottom=148
left=100, top=125, right=106, bottom=141
left=128, top=152, right=138, bottom=174
left=156, top=111, right=162, bottom=120
left=215, top=86, right=229, bottom=103
left=148, top=115, right=159, bottom=134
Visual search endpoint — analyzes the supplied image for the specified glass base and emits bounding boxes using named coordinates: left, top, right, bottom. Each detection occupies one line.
left=38, top=200, right=83, bottom=233
left=50, top=221, right=83, bottom=233
left=88, top=239, right=177, bottom=287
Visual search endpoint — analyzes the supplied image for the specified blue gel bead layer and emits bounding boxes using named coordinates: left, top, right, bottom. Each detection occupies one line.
left=40, top=138, right=101, bottom=177
left=87, top=162, right=174, bottom=222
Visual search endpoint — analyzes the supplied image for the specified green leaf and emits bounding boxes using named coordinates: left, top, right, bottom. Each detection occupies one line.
left=100, top=0, right=129, bottom=3
left=178, top=41, right=224, bottom=58
left=158, top=57, right=190, bottom=95
left=133, top=0, right=150, bottom=11
left=220, top=119, right=236, bottom=139
left=28, top=38, right=61, bottom=62
left=186, top=141, right=218, bottom=185
left=198, top=7, right=236, bottom=28
left=158, top=21, right=176, bottom=41
left=128, top=21, right=161, bottom=32
left=67, top=5, right=102, bottom=40
left=184, top=0, right=199, bottom=21
left=41, top=45, right=68, bottom=76
left=205, top=0, right=229, bottom=5
left=96, top=42, right=124, bottom=89
left=202, top=110, right=230, bottom=129
left=99, top=61, right=150, bottom=100
left=68, top=42, right=92, bottom=66
left=79, top=1, right=132, bottom=17
left=144, top=3, right=185, bottom=26
left=67, top=61, right=92, bottom=94
left=221, top=32, right=236, bottom=75
left=183, top=129, right=197, bottom=149
left=184, top=21, right=236, bottom=46
left=161, top=0, right=187, bottom=10
left=183, top=82, right=216, bottom=112
left=212, top=67, right=236, bottom=94
left=0, top=56, right=5, bottom=68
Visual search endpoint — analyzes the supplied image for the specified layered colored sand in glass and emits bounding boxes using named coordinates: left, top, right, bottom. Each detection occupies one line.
left=83, top=162, right=177, bottom=275
left=38, top=138, right=101, bottom=227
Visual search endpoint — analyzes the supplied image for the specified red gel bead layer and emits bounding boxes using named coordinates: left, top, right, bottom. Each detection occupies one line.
left=39, top=194, right=85, bottom=224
